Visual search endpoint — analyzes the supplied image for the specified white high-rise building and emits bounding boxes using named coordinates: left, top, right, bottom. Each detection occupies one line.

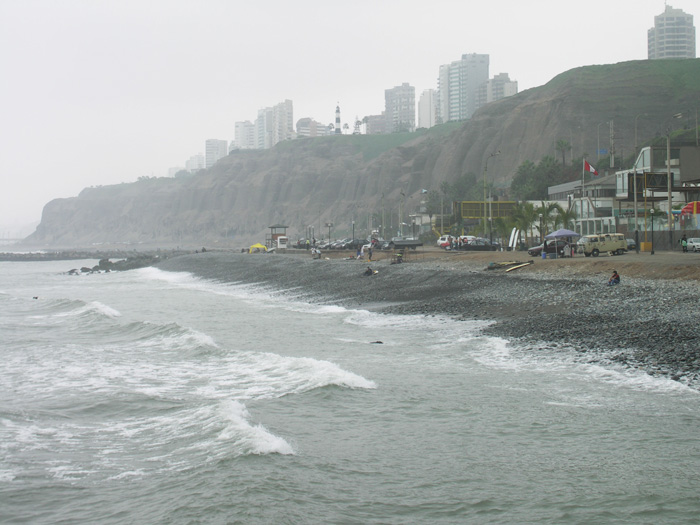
left=233, top=121, right=256, bottom=150
left=185, top=153, right=204, bottom=173
left=417, top=89, right=437, bottom=129
left=385, top=83, right=415, bottom=133
left=648, top=5, right=696, bottom=59
left=205, top=139, right=228, bottom=168
left=437, top=53, right=489, bottom=123
left=255, top=100, right=294, bottom=149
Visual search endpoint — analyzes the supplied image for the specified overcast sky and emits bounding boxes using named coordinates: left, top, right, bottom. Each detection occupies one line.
left=1, top=0, right=697, bottom=235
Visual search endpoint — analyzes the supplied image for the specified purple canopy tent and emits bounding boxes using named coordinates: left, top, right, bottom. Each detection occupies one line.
left=544, top=229, right=580, bottom=258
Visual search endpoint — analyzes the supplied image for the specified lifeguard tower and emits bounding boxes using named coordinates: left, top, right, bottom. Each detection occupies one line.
left=267, top=224, right=289, bottom=250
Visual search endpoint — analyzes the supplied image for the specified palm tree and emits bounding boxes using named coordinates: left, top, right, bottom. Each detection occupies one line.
left=556, top=139, right=571, bottom=166
left=512, top=201, right=538, bottom=246
left=555, top=207, right=578, bottom=231
left=535, top=201, right=564, bottom=239
left=493, top=217, right=515, bottom=246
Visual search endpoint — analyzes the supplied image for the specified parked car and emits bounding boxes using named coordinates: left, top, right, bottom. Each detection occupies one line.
left=626, top=238, right=637, bottom=250
left=527, top=240, right=572, bottom=257
left=437, top=235, right=452, bottom=248
left=463, top=238, right=499, bottom=251
left=687, top=238, right=700, bottom=252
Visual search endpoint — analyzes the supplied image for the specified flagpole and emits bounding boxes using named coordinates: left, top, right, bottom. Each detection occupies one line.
left=581, top=158, right=585, bottom=234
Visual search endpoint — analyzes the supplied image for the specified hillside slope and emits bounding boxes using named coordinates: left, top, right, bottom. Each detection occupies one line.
left=28, top=59, right=700, bottom=247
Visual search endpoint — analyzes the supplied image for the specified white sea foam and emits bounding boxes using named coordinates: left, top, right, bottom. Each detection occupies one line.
left=217, top=400, right=294, bottom=456
left=86, top=301, right=122, bottom=318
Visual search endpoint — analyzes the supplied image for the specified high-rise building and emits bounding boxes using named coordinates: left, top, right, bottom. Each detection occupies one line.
left=385, top=82, right=415, bottom=133
left=437, top=53, right=489, bottom=123
left=255, top=100, right=294, bottom=149
left=417, top=89, right=437, bottom=129
left=648, top=5, right=696, bottom=59
left=233, top=121, right=256, bottom=150
left=476, top=73, right=518, bottom=110
left=205, top=139, right=228, bottom=169
left=437, top=53, right=490, bottom=122
left=185, top=153, right=204, bottom=173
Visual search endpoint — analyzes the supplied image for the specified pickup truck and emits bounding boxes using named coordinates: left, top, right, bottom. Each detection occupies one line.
left=388, top=237, right=423, bottom=250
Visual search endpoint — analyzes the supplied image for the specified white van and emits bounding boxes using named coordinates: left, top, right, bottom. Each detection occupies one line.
left=577, top=233, right=627, bottom=257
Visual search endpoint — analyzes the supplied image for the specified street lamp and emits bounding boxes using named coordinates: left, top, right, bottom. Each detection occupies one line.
left=325, top=222, right=333, bottom=244
left=650, top=208, right=655, bottom=255
left=667, top=112, right=683, bottom=249
left=597, top=121, right=608, bottom=163
left=483, top=151, right=500, bottom=241
left=633, top=114, right=646, bottom=242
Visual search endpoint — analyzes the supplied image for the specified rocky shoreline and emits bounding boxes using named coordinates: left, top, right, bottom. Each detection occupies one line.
left=156, top=251, right=700, bottom=388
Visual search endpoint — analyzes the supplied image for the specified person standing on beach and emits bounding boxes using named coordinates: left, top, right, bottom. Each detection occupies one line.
left=681, top=234, right=688, bottom=253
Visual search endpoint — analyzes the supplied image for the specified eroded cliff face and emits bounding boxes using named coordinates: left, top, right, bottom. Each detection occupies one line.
left=27, top=59, right=700, bottom=247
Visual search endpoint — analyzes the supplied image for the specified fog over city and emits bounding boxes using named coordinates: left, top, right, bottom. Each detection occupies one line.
left=0, top=0, right=696, bottom=237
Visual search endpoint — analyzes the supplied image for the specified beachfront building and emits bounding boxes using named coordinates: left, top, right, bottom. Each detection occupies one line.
left=546, top=140, right=700, bottom=248
left=205, top=139, right=228, bottom=169
left=437, top=53, right=489, bottom=123
left=418, top=89, right=437, bottom=129
left=548, top=174, right=618, bottom=236
left=648, top=5, right=696, bottom=59
left=384, top=83, right=416, bottom=133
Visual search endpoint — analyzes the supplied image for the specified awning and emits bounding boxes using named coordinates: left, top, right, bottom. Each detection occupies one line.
left=680, top=201, right=700, bottom=215
left=545, top=228, right=581, bottom=239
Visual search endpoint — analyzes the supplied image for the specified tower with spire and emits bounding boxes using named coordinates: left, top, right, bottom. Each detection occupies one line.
left=335, top=104, right=341, bottom=135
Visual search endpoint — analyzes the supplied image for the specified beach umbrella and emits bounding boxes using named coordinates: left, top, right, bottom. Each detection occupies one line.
left=680, top=201, right=700, bottom=215
left=248, top=243, right=267, bottom=253
left=545, top=228, right=580, bottom=239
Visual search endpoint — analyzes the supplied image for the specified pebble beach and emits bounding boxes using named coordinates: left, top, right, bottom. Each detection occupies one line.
left=156, top=248, right=700, bottom=388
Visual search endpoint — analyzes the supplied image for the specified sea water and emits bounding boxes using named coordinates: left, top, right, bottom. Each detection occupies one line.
left=1, top=260, right=699, bottom=524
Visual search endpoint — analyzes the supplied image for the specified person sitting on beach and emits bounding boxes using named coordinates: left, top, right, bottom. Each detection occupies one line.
left=364, top=266, right=374, bottom=276
left=607, top=270, right=620, bottom=286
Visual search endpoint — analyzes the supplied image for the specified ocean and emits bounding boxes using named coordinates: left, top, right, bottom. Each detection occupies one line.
left=1, top=259, right=699, bottom=524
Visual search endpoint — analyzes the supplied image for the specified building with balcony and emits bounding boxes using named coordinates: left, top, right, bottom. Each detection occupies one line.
left=205, top=139, right=228, bottom=169
left=385, top=83, right=415, bottom=133
left=648, top=5, right=696, bottom=59
left=437, top=53, right=489, bottom=122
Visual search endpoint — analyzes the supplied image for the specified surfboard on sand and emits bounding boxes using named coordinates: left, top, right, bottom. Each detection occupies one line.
left=505, top=261, right=533, bottom=272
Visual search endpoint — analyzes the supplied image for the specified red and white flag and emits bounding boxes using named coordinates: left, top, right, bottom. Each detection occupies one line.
left=584, top=160, right=598, bottom=175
